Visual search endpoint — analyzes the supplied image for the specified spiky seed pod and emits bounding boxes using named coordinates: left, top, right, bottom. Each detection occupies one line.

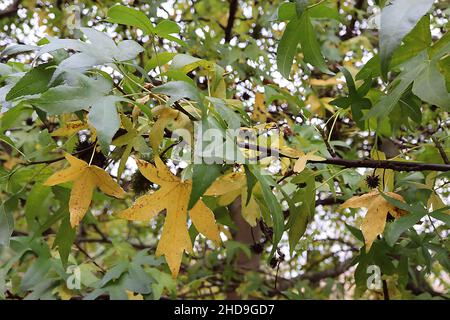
left=130, top=170, right=154, bottom=195
left=365, top=175, right=380, bottom=189
left=75, top=139, right=107, bottom=168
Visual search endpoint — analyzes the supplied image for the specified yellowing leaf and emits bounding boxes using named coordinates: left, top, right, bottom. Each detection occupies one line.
left=293, top=151, right=325, bottom=173
left=305, top=95, right=335, bottom=117
left=51, top=120, right=88, bottom=137
left=127, top=291, right=144, bottom=300
left=117, top=157, right=220, bottom=277
left=428, top=193, right=450, bottom=215
left=340, top=190, right=407, bottom=250
left=279, top=147, right=325, bottom=173
left=51, top=119, right=97, bottom=141
left=309, top=77, right=343, bottom=87
left=371, top=150, right=394, bottom=191
left=0, top=152, right=23, bottom=170
left=149, top=106, right=192, bottom=151
left=44, top=153, right=125, bottom=227
left=205, top=171, right=261, bottom=226
left=251, top=92, right=269, bottom=123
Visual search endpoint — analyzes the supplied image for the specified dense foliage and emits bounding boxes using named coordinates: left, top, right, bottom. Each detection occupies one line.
left=0, top=0, right=449, bottom=300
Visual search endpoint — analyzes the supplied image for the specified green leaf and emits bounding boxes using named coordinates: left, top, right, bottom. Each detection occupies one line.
left=155, top=20, right=180, bottom=35
left=295, top=0, right=309, bottom=16
left=1, top=44, right=38, bottom=58
left=365, top=53, right=427, bottom=119
left=99, top=261, right=129, bottom=287
left=298, top=12, right=332, bottom=75
left=54, top=214, right=76, bottom=267
left=345, top=223, right=364, bottom=242
left=379, top=0, right=435, bottom=78
left=188, top=162, right=222, bottom=210
left=276, top=2, right=340, bottom=22
left=384, top=210, right=426, bottom=246
left=288, top=169, right=315, bottom=253
left=32, top=74, right=124, bottom=151
left=309, top=3, right=341, bottom=21
left=429, top=29, right=450, bottom=59
left=144, top=52, right=177, bottom=72
left=276, top=2, right=296, bottom=20
left=123, top=263, right=152, bottom=294
left=6, top=63, right=54, bottom=101
left=24, top=183, right=52, bottom=231
left=0, top=203, right=14, bottom=247
left=399, top=90, right=422, bottom=123
left=152, top=81, right=204, bottom=113
left=429, top=210, right=450, bottom=227
left=32, top=75, right=112, bottom=114
left=107, top=5, right=155, bottom=35
left=20, top=258, right=52, bottom=293
left=356, top=15, right=431, bottom=80
left=342, top=68, right=357, bottom=97
left=379, top=192, right=415, bottom=213
left=412, top=60, right=450, bottom=111
left=393, top=14, right=432, bottom=65
left=148, top=268, right=176, bottom=299
left=244, top=165, right=257, bottom=206
left=276, top=18, right=302, bottom=79
left=38, top=28, right=143, bottom=81
left=88, top=96, right=124, bottom=153
left=249, top=166, right=283, bottom=258
left=154, top=20, right=186, bottom=46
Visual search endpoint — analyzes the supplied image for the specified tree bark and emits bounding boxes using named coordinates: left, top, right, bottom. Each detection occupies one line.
left=226, top=196, right=261, bottom=299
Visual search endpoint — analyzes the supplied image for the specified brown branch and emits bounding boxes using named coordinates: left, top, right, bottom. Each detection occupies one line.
left=238, top=141, right=450, bottom=172
left=316, top=197, right=345, bottom=206
left=317, top=125, right=338, bottom=158
left=224, top=0, right=238, bottom=43
left=300, top=257, right=354, bottom=282
left=276, top=256, right=355, bottom=292
left=310, top=157, right=450, bottom=172
left=76, top=237, right=153, bottom=250
left=22, top=144, right=95, bottom=166
left=432, top=137, right=449, bottom=164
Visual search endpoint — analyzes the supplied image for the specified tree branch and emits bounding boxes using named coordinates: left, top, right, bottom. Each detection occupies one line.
left=276, top=256, right=355, bottom=292
left=23, top=144, right=95, bottom=166
left=309, top=157, right=450, bottom=172
left=224, top=0, right=238, bottom=43
left=238, top=141, right=450, bottom=172
left=432, top=137, right=449, bottom=164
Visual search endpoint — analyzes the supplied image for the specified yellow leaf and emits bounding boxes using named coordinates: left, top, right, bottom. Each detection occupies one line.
left=189, top=200, right=222, bottom=243
left=0, top=152, right=23, bottom=170
left=69, top=173, right=96, bottom=227
left=149, top=106, right=191, bottom=151
left=309, top=77, right=343, bottom=87
left=340, top=190, right=407, bottom=250
left=428, top=193, right=449, bottom=215
left=205, top=171, right=245, bottom=196
left=51, top=120, right=88, bottom=137
left=371, top=151, right=394, bottom=191
left=305, top=95, right=332, bottom=117
left=44, top=153, right=125, bottom=227
left=251, top=92, right=268, bottom=123
left=117, top=157, right=220, bottom=278
left=279, top=148, right=325, bottom=173
left=205, top=171, right=261, bottom=226
left=127, top=291, right=144, bottom=300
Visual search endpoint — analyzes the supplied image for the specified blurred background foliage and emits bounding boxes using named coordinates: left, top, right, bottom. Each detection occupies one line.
left=0, top=0, right=449, bottom=300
